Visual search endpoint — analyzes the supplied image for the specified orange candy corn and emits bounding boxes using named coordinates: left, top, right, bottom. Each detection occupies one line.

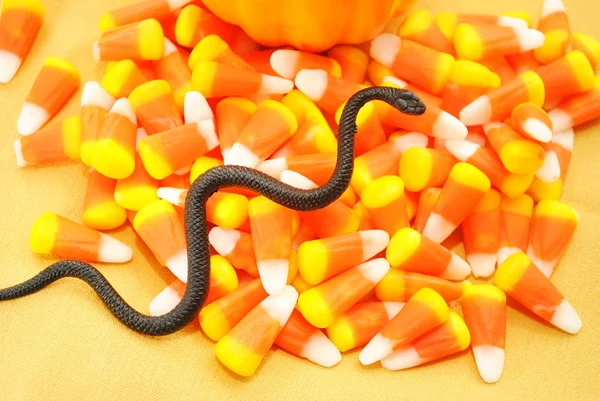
left=154, top=38, right=193, bottom=113
left=188, top=34, right=254, bottom=71
left=434, top=12, right=528, bottom=40
left=441, top=60, right=501, bottom=118
left=498, top=194, right=533, bottom=266
left=505, top=51, right=540, bottom=74
left=381, top=311, right=470, bottom=371
left=224, top=100, right=297, bottom=168
left=361, top=176, right=410, bottom=237
left=461, top=283, right=506, bottom=383
left=258, top=152, right=336, bottom=184
left=359, top=288, right=449, bottom=365
left=478, top=55, right=518, bottom=85
left=483, top=122, right=545, bottom=175
left=571, top=33, right=600, bottom=71
left=386, top=228, right=471, bottom=280
left=370, top=33, right=455, bottom=95
left=326, top=45, right=368, bottom=84
left=99, top=0, right=192, bottom=32
left=248, top=196, right=294, bottom=294
left=454, top=23, right=544, bottom=61
left=511, top=102, right=553, bottom=143
left=399, top=148, right=456, bottom=192
left=133, top=200, right=188, bottom=282
left=398, top=9, right=455, bottom=55
left=80, top=82, right=116, bottom=166
left=294, top=69, right=366, bottom=114
left=527, top=200, right=578, bottom=278
left=82, top=168, right=127, bottom=231
left=241, top=48, right=285, bottom=76
left=297, top=230, right=389, bottom=286
left=139, top=92, right=218, bottom=179
left=101, top=60, right=148, bottom=99
left=215, top=286, right=298, bottom=377
left=367, top=60, right=397, bottom=86
left=537, top=50, right=595, bottom=106
left=273, top=119, right=337, bottom=158
left=462, top=189, right=501, bottom=278
left=192, top=61, right=293, bottom=98
left=0, top=0, right=44, bottom=83
left=94, top=18, right=164, bottom=61
left=413, top=187, right=442, bottom=233
left=275, top=309, right=342, bottom=367
left=534, top=0, right=571, bottom=64
left=496, top=252, right=581, bottom=334
left=199, top=278, right=268, bottom=341
left=529, top=128, right=574, bottom=201
left=334, top=101, right=386, bottom=156
left=298, top=258, right=390, bottom=329
left=30, top=212, right=132, bottom=263
left=209, top=227, right=259, bottom=277
left=14, top=116, right=80, bottom=167
left=280, top=171, right=359, bottom=239
left=17, top=57, right=80, bottom=136
left=128, top=80, right=183, bottom=134
left=548, top=76, right=600, bottom=132
left=270, top=49, right=341, bottom=80
left=216, top=97, right=256, bottom=159
left=460, top=71, right=545, bottom=126
left=326, top=302, right=405, bottom=352
left=90, top=98, right=138, bottom=180
left=375, top=269, right=462, bottom=304
left=444, top=139, right=534, bottom=199
left=423, top=162, right=491, bottom=244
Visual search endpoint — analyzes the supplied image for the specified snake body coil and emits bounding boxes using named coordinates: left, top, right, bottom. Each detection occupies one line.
left=0, top=87, right=425, bottom=336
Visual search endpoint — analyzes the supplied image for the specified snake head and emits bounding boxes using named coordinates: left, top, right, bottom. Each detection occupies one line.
left=394, top=90, right=426, bottom=116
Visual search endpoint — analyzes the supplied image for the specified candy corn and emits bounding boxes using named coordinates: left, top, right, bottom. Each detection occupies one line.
left=99, top=0, right=193, bottom=32
left=133, top=200, right=188, bottom=282
left=413, top=187, right=441, bottom=233
left=399, top=148, right=456, bottom=192
left=128, top=80, right=183, bottom=135
left=398, top=9, right=455, bottom=55
left=495, top=252, right=581, bottom=334
left=148, top=280, right=186, bottom=317
left=0, top=0, right=45, bottom=83
left=461, top=282, right=506, bottom=383
left=536, top=50, right=595, bottom=105
left=82, top=168, right=127, bottom=231
left=80, top=82, right=116, bottom=166
left=534, top=0, right=571, bottom=64
left=258, top=152, right=336, bottom=184
left=188, top=34, right=253, bottom=71
left=14, top=116, right=80, bottom=167
left=189, top=156, right=223, bottom=183
left=511, top=103, right=553, bottom=143
left=273, top=120, right=337, bottom=159
left=101, top=60, right=148, bottom=99
left=367, top=60, right=397, bottom=86
left=361, top=176, right=410, bottom=237
left=423, top=162, right=491, bottom=244
left=498, top=194, right=534, bottom=266
left=478, top=55, right=518, bottom=84
left=326, top=45, right=368, bottom=84
left=505, top=51, right=540, bottom=74
left=381, top=311, right=470, bottom=370
left=93, top=19, right=165, bottom=61
left=548, top=76, right=600, bottom=132
left=209, top=227, right=259, bottom=277
left=571, top=33, right=600, bottom=71
left=216, top=286, right=298, bottom=377
left=17, top=57, right=80, bottom=136
left=30, top=212, right=132, bottom=263
left=375, top=269, right=462, bottom=304
left=434, top=12, right=527, bottom=40
left=154, top=38, right=193, bottom=113
left=298, top=259, right=390, bottom=329
left=527, top=200, right=578, bottom=278
left=529, top=128, right=574, bottom=201
left=270, top=49, right=341, bottom=80
left=483, top=122, right=545, bottom=175
left=294, top=69, right=366, bottom=114
left=275, top=309, right=342, bottom=367
left=215, top=97, right=256, bottom=159
left=359, top=288, right=449, bottom=365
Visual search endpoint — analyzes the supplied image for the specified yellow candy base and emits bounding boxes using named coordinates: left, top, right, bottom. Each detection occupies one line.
left=215, top=336, right=264, bottom=377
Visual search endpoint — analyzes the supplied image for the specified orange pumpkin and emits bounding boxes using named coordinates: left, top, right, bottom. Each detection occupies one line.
left=201, top=0, right=418, bottom=52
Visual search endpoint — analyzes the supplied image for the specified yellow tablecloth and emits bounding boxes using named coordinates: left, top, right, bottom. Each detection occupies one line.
left=1, top=0, right=599, bottom=399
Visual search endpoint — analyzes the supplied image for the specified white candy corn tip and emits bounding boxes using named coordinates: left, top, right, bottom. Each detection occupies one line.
left=542, top=0, right=567, bottom=18
left=522, top=117, right=553, bottom=143
left=497, top=246, right=523, bottom=267
left=208, top=227, right=241, bottom=256
left=184, top=91, right=213, bottom=123
left=381, top=346, right=422, bottom=370
left=443, top=252, right=473, bottom=280
left=280, top=170, right=317, bottom=189
left=260, top=285, right=298, bottom=326
left=391, top=132, right=429, bottom=153
left=383, top=302, right=406, bottom=319
left=359, top=333, right=395, bottom=365
left=157, top=187, right=186, bottom=207
left=467, top=253, right=498, bottom=278
left=433, top=111, right=468, bottom=140
left=496, top=16, right=528, bottom=29
left=167, top=0, right=194, bottom=10
left=513, top=28, right=546, bottom=52
left=459, top=95, right=492, bottom=126
left=136, top=127, right=148, bottom=147
left=259, top=73, right=294, bottom=95
left=97, top=233, right=133, bottom=263
left=14, top=139, right=27, bottom=168
left=548, top=109, right=572, bottom=133
left=196, top=120, right=219, bottom=150
left=92, top=42, right=100, bottom=61
left=552, top=129, right=574, bottom=150
left=444, top=139, right=480, bottom=161
left=258, top=259, right=289, bottom=295
left=0, top=50, right=23, bottom=83
left=473, top=345, right=505, bottom=383
left=224, top=143, right=261, bottom=168
left=18, top=102, right=50, bottom=136
left=270, top=50, right=301, bottom=79
left=81, top=81, right=116, bottom=108
left=163, top=38, right=178, bottom=56
left=370, top=33, right=401, bottom=69
left=257, top=158, right=288, bottom=179
left=302, top=331, right=342, bottom=367
left=149, top=283, right=182, bottom=316
left=295, top=69, right=328, bottom=101
left=356, top=258, right=390, bottom=284
left=527, top=247, right=556, bottom=278
left=359, top=230, right=390, bottom=260
left=550, top=299, right=582, bottom=334
left=536, top=150, right=561, bottom=183
left=166, top=249, right=189, bottom=283
left=423, top=213, right=456, bottom=244
left=110, top=98, right=137, bottom=125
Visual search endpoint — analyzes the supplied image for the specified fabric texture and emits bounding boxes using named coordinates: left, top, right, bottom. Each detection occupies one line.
left=0, top=0, right=599, bottom=399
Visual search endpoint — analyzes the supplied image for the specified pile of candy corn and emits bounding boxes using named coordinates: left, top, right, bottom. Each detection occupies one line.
left=3, top=0, right=599, bottom=382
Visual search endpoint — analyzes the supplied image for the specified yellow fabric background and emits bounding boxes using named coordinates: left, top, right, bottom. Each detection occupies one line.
left=1, top=0, right=599, bottom=399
